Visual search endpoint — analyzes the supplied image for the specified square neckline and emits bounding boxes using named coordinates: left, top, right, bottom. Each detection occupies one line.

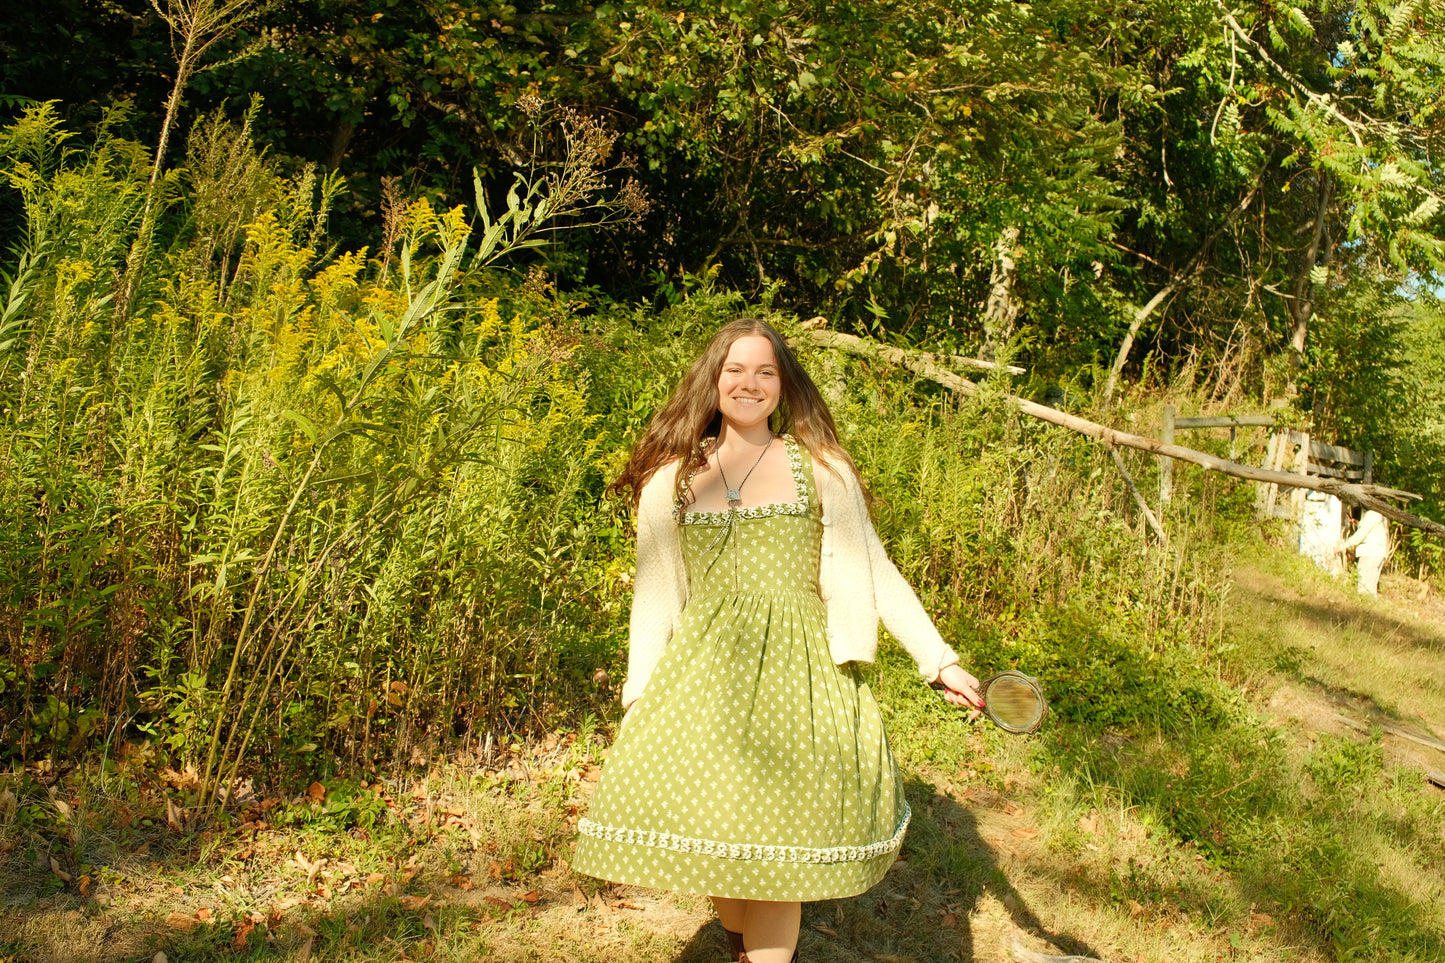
left=675, top=436, right=812, bottom=525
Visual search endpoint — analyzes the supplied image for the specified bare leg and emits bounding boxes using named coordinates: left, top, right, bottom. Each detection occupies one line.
left=709, top=897, right=800, bottom=962
left=741, top=899, right=801, bottom=963
left=711, top=895, right=747, bottom=933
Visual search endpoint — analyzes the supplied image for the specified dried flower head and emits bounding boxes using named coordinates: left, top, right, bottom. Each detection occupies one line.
left=517, top=93, right=544, bottom=119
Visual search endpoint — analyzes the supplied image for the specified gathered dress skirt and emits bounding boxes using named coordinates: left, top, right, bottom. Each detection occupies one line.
left=573, top=442, right=909, bottom=901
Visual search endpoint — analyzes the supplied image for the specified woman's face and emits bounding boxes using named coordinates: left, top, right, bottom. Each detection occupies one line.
left=715, top=334, right=782, bottom=433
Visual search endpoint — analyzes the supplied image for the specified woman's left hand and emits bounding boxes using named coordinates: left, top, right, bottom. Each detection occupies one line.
left=935, top=664, right=984, bottom=717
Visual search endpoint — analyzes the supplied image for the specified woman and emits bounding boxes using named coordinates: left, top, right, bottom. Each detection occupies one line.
left=573, top=318, right=983, bottom=963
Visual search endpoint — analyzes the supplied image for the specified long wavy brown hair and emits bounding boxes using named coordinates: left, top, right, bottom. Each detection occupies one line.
left=609, top=317, right=861, bottom=511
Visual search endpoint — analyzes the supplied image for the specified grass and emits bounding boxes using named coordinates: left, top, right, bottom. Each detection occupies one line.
left=4, top=545, right=1445, bottom=963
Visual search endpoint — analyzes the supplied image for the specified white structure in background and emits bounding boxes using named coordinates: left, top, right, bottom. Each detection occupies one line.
left=1343, top=509, right=1390, bottom=596
left=1299, top=491, right=1344, bottom=576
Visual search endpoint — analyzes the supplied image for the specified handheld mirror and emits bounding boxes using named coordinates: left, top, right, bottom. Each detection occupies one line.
left=934, top=670, right=1047, bottom=735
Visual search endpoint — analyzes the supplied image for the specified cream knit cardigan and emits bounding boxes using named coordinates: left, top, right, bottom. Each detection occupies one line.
left=620, top=447, right=961, bottom=708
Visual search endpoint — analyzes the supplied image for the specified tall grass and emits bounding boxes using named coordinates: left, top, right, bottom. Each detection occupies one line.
left=0, top=105, right=631, bottom=806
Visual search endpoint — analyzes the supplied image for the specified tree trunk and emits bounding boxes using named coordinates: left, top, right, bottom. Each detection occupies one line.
left=1284, top=175, right=1334, bottom=397
left=981, top=226, right=1020, bottom=362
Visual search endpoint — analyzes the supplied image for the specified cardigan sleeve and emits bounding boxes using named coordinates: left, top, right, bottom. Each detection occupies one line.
left=821, top=455, right=960, bottom=682
left=863, top=515, right=960, bottom=682
left=620, top=464, right=687, bottom=708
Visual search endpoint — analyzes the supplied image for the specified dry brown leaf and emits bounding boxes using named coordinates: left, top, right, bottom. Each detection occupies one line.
left=1011, top=828, right=1039, bottom=839
left=521, top=890, right=540, bottom=904
left=422, top=914, right=437, bottom=932
left=152, top=954, right=168, bottom=963
left=53, top=798, right=71, bottom=817
left=49, top=856, right=72, bottom=882
left=233, top=919, right=255, bottom=951
left=941, top=912, right=958, bottom=928
left=366, top=872, right=386, bottom=887
left=307, top=782, right=326, bottom=802
left=451, top=874, right=473, bottom=891
left=484, top=896, right=513, bottom=909
left=399, top=895, right=431, bottom=911
left=294, top=922, right=318, bottom=938
left=1128, top=899, right=1145, bottom=918
left=1002, top=801, right=1023, bottom=816
left=196, top=907, right=213, bottom=922
left=813, top=924, right=838, bottom=936
left=78, top=875, right=91, bottom=897
left=164, top=911, right=197, bottom=932
left=166, top=798, right=184, bottom=831
left=296, top=936, right=314, bottom=963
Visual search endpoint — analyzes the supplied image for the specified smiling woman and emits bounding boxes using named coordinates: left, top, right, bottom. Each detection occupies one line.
left=574, top=317, right=985, bottom=963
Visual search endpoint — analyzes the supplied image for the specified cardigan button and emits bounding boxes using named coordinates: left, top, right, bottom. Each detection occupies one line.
left=821, top=546, right=833, bottom=556
left=820, top=514, right=831, bottom=525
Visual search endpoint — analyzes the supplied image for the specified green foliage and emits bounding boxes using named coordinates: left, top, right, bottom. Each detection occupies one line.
left=0, top=109, right=635, bottom=797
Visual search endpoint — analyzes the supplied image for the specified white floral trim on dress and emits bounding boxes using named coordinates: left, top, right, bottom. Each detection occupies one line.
left=675, top=436, right=810, bottom=525
left=576, top=803, right=909, bottom=864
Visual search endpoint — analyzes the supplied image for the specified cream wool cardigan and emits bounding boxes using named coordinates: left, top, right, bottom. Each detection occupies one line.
left=620, top=445, right=961, bottom=708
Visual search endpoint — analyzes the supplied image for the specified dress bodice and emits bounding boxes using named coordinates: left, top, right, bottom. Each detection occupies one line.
left=677, top=437, right=822, bottom=599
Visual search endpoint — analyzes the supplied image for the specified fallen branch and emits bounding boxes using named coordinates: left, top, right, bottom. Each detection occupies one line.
left=798, top=329, right=1445, bottom=537
left=1110, top=448, right=1170, bottom=547
left=1335, top=714, right=1445, bottom=755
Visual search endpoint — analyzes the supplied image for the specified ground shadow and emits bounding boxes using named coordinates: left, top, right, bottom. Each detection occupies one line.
left=791, top=779, right=1099, bottom=962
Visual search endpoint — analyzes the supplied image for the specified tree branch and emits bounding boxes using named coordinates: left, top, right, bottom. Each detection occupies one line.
left=798, top=329, right=1445, bottom=536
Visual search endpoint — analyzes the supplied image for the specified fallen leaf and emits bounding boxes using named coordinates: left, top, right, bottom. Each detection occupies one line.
left=813, top=924, right=838, bottom=936
left=422, top=914, right=437, bottom=932
left=1011, top=828, right=1039, bottom=839
left=1128, top=899, right=1145, bottom=918
left=49, top=856, right=72, bottom=882
left=296, top=936, right=314, bottom=963
left=165, top=911, right=197, bottom=932
left=399, top=895, right=431, bottom=911
left=196, top=907, right=213, bottom=922
left=234, top=920, right=255, bottom=951
left=1002, top=801, right=1023, bottom=816
left=307, top=782, right=326, bottom=802
left=366, top=872, right=386, bottom=887
left=53, top=798, right=71, bottom=817
left=941, top=912, right=958, bottom=928
left=166, top=797, right=185, bottom=831
left=294, top=922, right=318, bottom=938
left=521, top=890, right=540, bottom=904
left=153, top=954, right=168, bottom=963
left=78, top=875, right=92, bottom=897
left=484, top=895, right=512, bottom=909
left=452, top=874, right=473, bottom=891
